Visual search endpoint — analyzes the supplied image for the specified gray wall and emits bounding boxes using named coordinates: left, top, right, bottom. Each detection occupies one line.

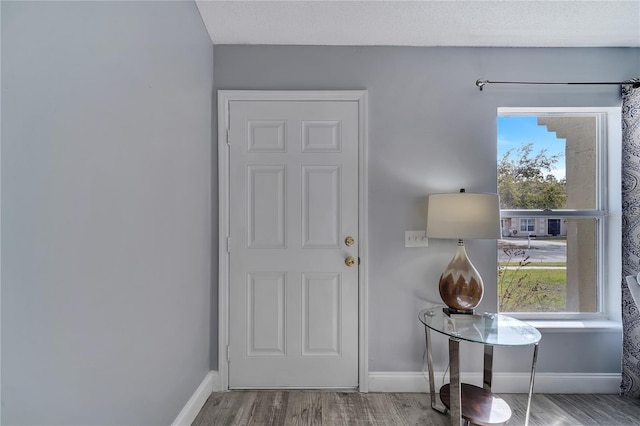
left=2, top=1, right=213, bottom=424
left=213, top=46, right=639, bottom=374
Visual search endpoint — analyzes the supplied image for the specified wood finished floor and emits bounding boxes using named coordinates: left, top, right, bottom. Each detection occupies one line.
left=192, top=391, right=640, bottom=426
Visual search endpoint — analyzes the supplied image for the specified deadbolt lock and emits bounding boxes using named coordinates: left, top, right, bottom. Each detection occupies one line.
left=345, top=236, right=355, bottom=247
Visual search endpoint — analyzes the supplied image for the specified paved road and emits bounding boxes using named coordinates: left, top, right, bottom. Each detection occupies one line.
left=498, top=237, right=567, bottom=263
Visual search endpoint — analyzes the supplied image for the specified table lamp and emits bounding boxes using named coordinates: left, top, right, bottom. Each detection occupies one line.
left=426, top=189, right=501, bottom=315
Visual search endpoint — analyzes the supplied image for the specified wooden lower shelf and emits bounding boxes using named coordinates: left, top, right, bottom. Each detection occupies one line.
left=439, top=383, right=512, bottom=426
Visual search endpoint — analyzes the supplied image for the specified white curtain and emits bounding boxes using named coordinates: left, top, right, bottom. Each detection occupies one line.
left=621, top=79, right=640, bottom=398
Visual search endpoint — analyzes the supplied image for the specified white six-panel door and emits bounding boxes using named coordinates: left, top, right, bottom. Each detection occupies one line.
left=228, top=100, right=359, bottom=388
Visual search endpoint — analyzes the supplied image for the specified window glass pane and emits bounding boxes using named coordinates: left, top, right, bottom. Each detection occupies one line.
left=498, top=218, right=597, bottom=313
left=519, top=218, right=535, bottom=232
left=498, top=116, right=596, bottom=210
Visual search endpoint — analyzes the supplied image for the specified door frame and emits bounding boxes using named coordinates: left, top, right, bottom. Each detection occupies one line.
left=217, top=90, right=369, bottom=391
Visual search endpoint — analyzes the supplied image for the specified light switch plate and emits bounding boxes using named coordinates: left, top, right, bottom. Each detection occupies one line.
left=405, top=231, right=428, bottom=247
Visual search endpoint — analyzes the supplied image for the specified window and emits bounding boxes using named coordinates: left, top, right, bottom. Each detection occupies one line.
left=519, top=219, right=535, bottom=233
left=497, top=108, right=619, bottom=319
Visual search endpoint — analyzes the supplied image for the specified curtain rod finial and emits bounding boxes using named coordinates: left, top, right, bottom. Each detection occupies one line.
left=476, top=79, right=489, bottom=91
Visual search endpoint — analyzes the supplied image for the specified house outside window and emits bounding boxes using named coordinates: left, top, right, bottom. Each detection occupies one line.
left=497, top=108, right=620, bottom=319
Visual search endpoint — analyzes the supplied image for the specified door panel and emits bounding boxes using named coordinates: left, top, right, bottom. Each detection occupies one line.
left=248, top=120, right=286, bottom=152
left=302, top=166, right=341, bottom=248
left=247, top=165, right=286, bottom=248
left=246, top=272, right=286, bottom=356
left=302, top=272, right=341, bottom=356
left=228, top=100, right=359, bottom=388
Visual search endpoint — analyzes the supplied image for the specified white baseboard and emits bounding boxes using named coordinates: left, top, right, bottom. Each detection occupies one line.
left=527, top=373, right=621, bottom=394
left=368, top=371, right=621, bottom=394
left=172, top=371, right=218, bottom=426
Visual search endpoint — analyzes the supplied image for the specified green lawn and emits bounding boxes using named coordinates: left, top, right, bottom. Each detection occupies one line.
left=498, top=267, right=567, bottom=312
left=499, top=261, right=566, bottom=267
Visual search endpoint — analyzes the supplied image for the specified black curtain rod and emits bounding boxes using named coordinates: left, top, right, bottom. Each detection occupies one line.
left=476, top=78, right=640, bottom=91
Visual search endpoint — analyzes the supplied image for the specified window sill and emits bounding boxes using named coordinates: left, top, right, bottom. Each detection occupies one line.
left=523, top=319, right=622, bottom=333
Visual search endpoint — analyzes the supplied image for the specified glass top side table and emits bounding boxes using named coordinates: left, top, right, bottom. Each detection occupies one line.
left=419, top=308, right=542, bottom=426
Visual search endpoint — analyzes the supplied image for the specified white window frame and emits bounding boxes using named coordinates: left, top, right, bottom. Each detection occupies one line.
left=498, top=107, right=621, bottom=324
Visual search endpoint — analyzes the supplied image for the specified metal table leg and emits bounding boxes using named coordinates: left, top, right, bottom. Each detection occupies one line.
left=449, top=338, right=462, bottom=426
left=483, top=345, right=494, bottom=391
left=425, top=326, right=447, bottom=413
left=525, top=343, right=539, bottom=426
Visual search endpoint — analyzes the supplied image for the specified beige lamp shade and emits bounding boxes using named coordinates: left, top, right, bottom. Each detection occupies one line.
left=426, top=192, right=501, bottom=240
left=425, top=191, right=501, bottom=314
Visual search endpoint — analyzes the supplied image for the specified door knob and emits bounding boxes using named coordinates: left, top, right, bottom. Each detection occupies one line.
left=345, top=236, right=355, bottom=247
left=345, top=256, right=356, bottom=267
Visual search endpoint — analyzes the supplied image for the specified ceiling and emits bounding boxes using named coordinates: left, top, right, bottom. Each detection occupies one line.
left=195, top=0, right=640, bottom=47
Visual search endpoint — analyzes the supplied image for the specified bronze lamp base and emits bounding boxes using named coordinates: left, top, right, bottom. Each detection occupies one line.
left=439, top=239, right=484, bottom=314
